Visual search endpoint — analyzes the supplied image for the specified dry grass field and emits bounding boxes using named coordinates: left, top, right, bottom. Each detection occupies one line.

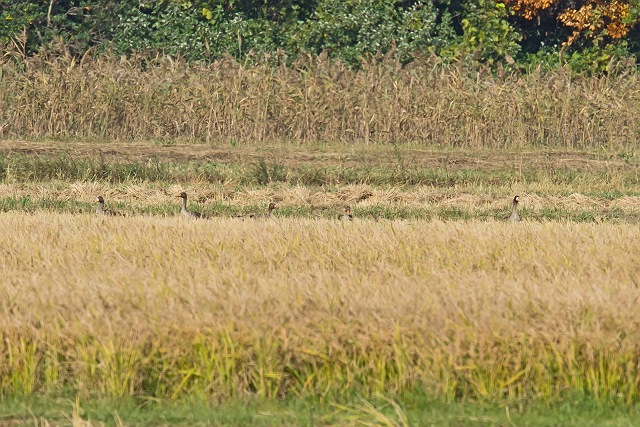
left=2, top=47, right=640, bottom=423
left=1, top=138, right=639, bottom=424
left=1, top=212, right=640, bottom=404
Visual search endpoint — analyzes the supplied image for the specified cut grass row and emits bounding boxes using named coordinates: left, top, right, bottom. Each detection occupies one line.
left=0, top=194, right=637, bottom=222
left=0, top=142, right=638, bottom=221
left=1, top=213, right=639, bottom=405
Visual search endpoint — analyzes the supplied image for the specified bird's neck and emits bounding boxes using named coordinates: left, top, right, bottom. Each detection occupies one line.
left=511, top=202, right=519, bottom=220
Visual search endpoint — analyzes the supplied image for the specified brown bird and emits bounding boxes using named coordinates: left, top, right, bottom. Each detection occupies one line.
left=247, top=202, right=278, bottom=219
left=266, top=202, right=278, bottom=216
left=508, top=196, right=520, bottom=222
left=338, top=206, right=353, bottom=221
left=178, top=192, right=203, bottom=219
left=95, top=196, right=122, bottom=216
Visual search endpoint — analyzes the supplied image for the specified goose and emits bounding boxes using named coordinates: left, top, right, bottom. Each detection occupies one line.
left=508, top=195, right=520, bottom=222
left=266, top=202, right=278, bottom=216
left=95, top=196, right=122, bottom=216
left=338, top=206, right=353, bottom=221
left=178, top=192, right=203, bottom=219
left=247, top=202, right=278, bottom=219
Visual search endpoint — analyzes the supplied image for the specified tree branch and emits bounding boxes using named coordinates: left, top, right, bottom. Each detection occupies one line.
left=47, top=0, right=55, bottom=27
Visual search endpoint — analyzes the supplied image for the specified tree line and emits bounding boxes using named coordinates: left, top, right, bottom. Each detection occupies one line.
left=1, top=0, right=638, bottom=73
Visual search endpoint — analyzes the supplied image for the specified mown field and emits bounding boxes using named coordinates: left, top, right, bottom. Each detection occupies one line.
left=0, top=139, right=640, bottom=425
left=0, top=140, right=639, bottom=222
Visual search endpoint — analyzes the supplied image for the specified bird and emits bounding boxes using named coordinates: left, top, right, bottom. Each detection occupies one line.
left=266, top=202, right=278, bottom=216
left=508, top=195, right=520, bottom=222
left=338, top=206, right=353, bottom=221
left=247, top=202, right=278, bottom=219
left=95, top=195, right=122, bottom=216
left=178, top=192, right=203, bottom=219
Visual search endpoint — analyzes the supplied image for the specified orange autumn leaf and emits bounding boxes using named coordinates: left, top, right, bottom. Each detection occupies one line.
left=501, top=0, right=632, bottom=45
left=502, top=0, right=555, bottom=20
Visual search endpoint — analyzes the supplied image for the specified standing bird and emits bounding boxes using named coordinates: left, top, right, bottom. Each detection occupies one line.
left=95, top=195, right=122, bottom=216
left=178, top=192, right=203, bottom=219
left=508, top=195, right=520, bottom=222
left=338, top=206, right=353, bottom=221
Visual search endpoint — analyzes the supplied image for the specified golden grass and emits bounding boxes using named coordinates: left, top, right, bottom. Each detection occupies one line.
left=1, top=212, right=639, bottom=402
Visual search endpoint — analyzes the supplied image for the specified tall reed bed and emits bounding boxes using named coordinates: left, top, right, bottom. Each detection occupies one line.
left=1, top=213, right=639, bottom=403
left=1, top=53, right=639, bottom=147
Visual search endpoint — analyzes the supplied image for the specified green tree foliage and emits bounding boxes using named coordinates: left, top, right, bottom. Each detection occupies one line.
left=0, top=0, right=638, bottom=71
left=0, top=1, right=119, bottom=55
left=291, top=0, right=452, bottom=65
left=113, top=0, right=308, bottom=60
left=458, top=0, right=521, bottom=64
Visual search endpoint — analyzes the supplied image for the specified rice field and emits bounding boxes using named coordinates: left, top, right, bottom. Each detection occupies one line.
left=2, top=212, right=640, bottom=399
left=1, top=140, right=640, bottom=425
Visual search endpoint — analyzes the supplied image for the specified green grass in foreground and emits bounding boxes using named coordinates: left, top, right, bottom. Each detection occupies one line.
left=1, top=394, right=639, bottom=426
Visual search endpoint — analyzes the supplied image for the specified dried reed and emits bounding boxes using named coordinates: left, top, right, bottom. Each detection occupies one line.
left=1, top=54, right=638, bottom=147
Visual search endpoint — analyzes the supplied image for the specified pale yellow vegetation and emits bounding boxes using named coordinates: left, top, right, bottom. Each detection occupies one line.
left=1, top=212, right=639, bottom=402
left=1, top=181, right=639, bottom=217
